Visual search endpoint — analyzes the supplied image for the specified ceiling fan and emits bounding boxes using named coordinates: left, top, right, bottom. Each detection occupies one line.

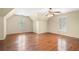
left=46, top=8, right=61, bottom=17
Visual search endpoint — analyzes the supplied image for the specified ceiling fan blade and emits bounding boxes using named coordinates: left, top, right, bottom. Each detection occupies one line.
left=54, top=11, right=61, bottom=13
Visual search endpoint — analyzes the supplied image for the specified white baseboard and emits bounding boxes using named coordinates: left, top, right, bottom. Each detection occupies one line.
left=48, top=32, right=79, bottom=39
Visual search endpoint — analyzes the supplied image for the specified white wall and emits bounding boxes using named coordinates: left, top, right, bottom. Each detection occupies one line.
left=7, top=15, right=33, bottom=34
left=48, top=10, right=79, bottom=38
left=33, top=20, right=47, bottom=33
left=30, top=13, right=48, bottom=34
left=0, top=17, right=4, bottom=39
left=0, top=17, right=6, bottom=40
left=38, top=21, right=47, bottom=33
left=0, top=9, right=15, bottom=40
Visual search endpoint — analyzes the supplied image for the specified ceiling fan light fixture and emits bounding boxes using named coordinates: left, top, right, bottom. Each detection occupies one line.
left=47, top=14, right=53, bottom=17
left=42, top=8, right=61, bottom=17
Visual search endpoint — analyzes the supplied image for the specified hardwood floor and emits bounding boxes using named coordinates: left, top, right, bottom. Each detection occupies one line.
left=0, top=32, right=79, bottom=51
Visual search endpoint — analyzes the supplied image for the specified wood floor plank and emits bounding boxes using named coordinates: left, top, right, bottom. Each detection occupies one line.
left=0, top=32, right=79, bottom=51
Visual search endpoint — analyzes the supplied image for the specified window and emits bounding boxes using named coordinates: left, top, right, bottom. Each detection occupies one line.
left=58, top=16, right=67, bottom=32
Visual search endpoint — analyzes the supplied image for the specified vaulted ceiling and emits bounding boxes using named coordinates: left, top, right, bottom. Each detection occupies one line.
left=0, top=8, right=79, bottom=17
left=15, top=8, right=79, bottom=16
left=0, top=8, right=13, bottom=17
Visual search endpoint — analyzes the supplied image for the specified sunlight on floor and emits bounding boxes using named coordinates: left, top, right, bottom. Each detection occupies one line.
left=58, top=38, right=67, bottom=51
left=16, top=34, right=27, bottom=51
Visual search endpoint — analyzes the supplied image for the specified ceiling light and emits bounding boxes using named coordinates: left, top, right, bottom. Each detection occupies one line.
left=47, top=14, right=53, bottom=17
